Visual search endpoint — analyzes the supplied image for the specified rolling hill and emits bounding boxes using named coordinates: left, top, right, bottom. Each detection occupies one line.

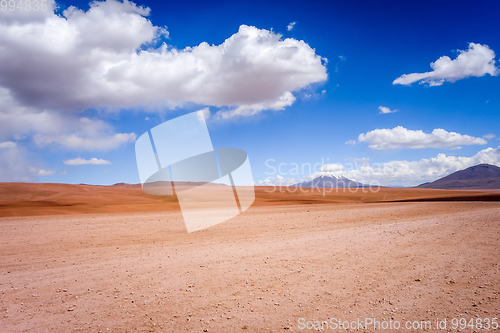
left=417, top=164, right=500, bottom=190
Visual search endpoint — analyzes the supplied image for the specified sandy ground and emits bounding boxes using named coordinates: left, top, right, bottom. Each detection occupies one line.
left=1, top=182, right=500, bottom=217
left=1, top=201, right=499, bottom=332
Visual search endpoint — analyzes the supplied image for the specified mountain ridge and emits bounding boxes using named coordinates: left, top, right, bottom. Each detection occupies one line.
left=292, top=172, right=369, bottom=188
left=417, top=164, right=500, bottom=190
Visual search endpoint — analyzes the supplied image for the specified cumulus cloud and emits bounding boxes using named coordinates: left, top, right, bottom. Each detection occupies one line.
left=215, top=92, right=296, bottom=119
left=0, top=141, right=16, bottom=149
left=393, top=43, right=499, bottom=86
left=0, top=0, right=327, bottom=180
left=1, top=112, right=138, bottom=150
left=358, top=126, right=487, bottom=149
left=63, top=157, right=112, bottom=165
left=263, top=145, right=500, bottom=187
left=287, top=22, right=296, bottom=31
left=345, top=140, right=356, bottom=145
left=0, top=0, right=328, bottom=179
left=341, top=145, right=500, bottom=186
left=0, top=2, right=326, bottom=118
left=378, top=106, right=398, bottom=114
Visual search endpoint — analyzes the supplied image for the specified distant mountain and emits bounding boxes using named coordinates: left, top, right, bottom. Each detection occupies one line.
left=417, top=164, right=500, bottom=190
left=111, top=182, right=142, bottom=189
left=293, top=173, right=368, bottom=188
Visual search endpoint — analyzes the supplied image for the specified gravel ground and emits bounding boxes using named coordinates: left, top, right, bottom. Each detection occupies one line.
left=1, top=202, right=499, bottom=332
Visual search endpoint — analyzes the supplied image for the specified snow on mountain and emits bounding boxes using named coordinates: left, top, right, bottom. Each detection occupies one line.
left=292, top=172, right=368, bottom=188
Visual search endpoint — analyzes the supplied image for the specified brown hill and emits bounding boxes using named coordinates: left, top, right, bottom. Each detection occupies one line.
left=0, top=182, right=499, bottom=217
left=417, top=164, right=500, bottom=189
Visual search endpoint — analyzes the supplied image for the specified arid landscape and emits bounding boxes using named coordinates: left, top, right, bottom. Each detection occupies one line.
left=1, top=184, right=499, bottom=332
left=1, top=182, right=500, bottom=217
left=1, top=0, right=499, bottom=331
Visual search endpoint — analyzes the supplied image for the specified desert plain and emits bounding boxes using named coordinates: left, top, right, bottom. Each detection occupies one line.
left=1, top=184, right=499, bottom=332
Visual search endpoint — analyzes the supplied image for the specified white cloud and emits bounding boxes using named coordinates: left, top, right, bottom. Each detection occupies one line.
left=483, top=133, right=496, bottom=140
left=345, top=140, right=356, bottom=145
left=0, top=0, right=327, bottom=172
left=319, top=163, right=345, bottom=173
left=0, top=141, right=16, bottom=148
left=287, top=22, right=296, bottom=31
left=342, top=145, right=500, bottom=186
left=63, top=157, right=112, bottom=165
left=358, top=126, right=487, bottom=149
left=0, top=86, right=136, bottom=151
left=36, top=169, right=56, bottom=176
left=216, top=91, right=296, bottom=118
left=0, top=0, right=326, bottom=180
left=393, top=43, right=499, bottom=86
left=0, top=88, right=136, bottom=149
left=258, top=174, right=298, bottom=186
left=35, top=132, right=136, bottom=150
left=378, top=106, right=398, bottom=114
left=263, top=145, right=500, bottom=187
left=0, top=3, right=326, bottom=118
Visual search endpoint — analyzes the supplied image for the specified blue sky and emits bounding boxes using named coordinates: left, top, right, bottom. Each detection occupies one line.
left=0, top=0, right=499, bottom=186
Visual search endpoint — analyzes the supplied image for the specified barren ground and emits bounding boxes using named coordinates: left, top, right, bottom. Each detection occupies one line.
left=1, top=201, right=499, bottom=332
